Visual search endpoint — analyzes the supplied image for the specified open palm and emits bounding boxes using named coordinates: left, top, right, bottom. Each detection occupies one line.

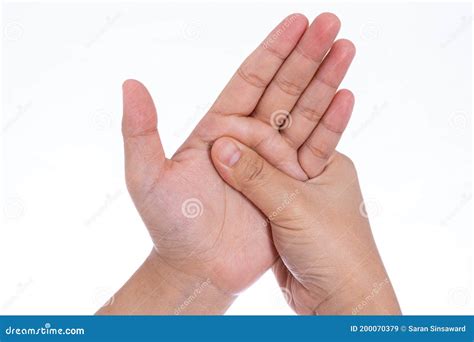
left=122, top=13, right=355, bottom=294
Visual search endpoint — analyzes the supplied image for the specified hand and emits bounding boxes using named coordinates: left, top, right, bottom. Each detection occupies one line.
left=210, top=138, right=401, bottom=314
left=111, top=12, right=355, bottom=314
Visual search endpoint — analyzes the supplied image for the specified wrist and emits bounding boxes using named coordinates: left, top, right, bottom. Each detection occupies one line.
left=313, top=257, right=401, bottom=315
left=97, top=248, right=235, bottom=315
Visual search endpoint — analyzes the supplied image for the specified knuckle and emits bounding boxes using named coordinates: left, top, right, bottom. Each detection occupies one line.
left=304, top=141, right=331, bottom=161
left=262, top=41, right=286, bottom=61
left=237, top=64, right=267, bottom=89
left=274, top=76, right=305, bottom=96
left=295, top=103, right=324, bottom=123
left=240, top=155, right=266, bottom=185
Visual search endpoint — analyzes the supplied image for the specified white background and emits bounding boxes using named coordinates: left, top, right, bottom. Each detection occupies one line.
left=1, top=1, right=472, bottom=315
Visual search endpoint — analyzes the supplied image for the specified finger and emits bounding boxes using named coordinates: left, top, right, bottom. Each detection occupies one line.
left=252, top=13, right=340, bottom=126
left=282, top=39, right=355, bottom=148
left=204, top=115, right=307, bottom=180
left=122, top=79, right=166, bottom=193
left=211, top=137, right=302, bottom=218
left=209, top=14, right=308, bottom=116
left=298, top=89, right=354, bottom=178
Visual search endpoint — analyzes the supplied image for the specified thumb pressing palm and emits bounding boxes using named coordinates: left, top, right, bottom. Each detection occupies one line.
left=211, top=137, right=400, bottom=315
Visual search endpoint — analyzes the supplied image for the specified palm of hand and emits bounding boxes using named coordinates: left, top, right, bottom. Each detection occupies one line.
left=144, top=146, right=274, bottom=293
left=122, top=13, right=355, bottom=294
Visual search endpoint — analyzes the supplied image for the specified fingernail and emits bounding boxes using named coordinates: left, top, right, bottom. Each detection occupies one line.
left=216, top=140, right=241, bottom=167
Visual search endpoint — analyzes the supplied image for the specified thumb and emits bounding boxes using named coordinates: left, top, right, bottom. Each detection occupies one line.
left=211, top=137, right=301, bottom=219
left=122, top=79, right=166, bottom=193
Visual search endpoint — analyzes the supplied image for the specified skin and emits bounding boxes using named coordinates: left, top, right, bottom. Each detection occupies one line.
left=97, top=12, right=398, bottom=315
left=211, top=143, right=401, bottom=315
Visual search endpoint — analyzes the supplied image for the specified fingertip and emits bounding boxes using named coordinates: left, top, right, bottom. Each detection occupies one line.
left=264, top=13, right=308, bottom=56
left=122, top=79, right=158, bottom=137
left=335, top=89, right=355, bottom=116
left=122, top=80, right=152, bottom=107
left=322, top=89, right=354, bottom=133
left=298, top=12, right=341, bottom=61
left=274, top=13, right=308, bottom=41
left=122, top=79, right=143, bottom=93
left=122, top=79, right=147, bottom=108
left=286, top=13, right=309, bottom=28
left=333, top=39, right=356, bottom=58
left=338, top=89, right=355, bottom=108
left=122, top=79, right=136, bottom=88
left=316, top=12, right=341, bottom=31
